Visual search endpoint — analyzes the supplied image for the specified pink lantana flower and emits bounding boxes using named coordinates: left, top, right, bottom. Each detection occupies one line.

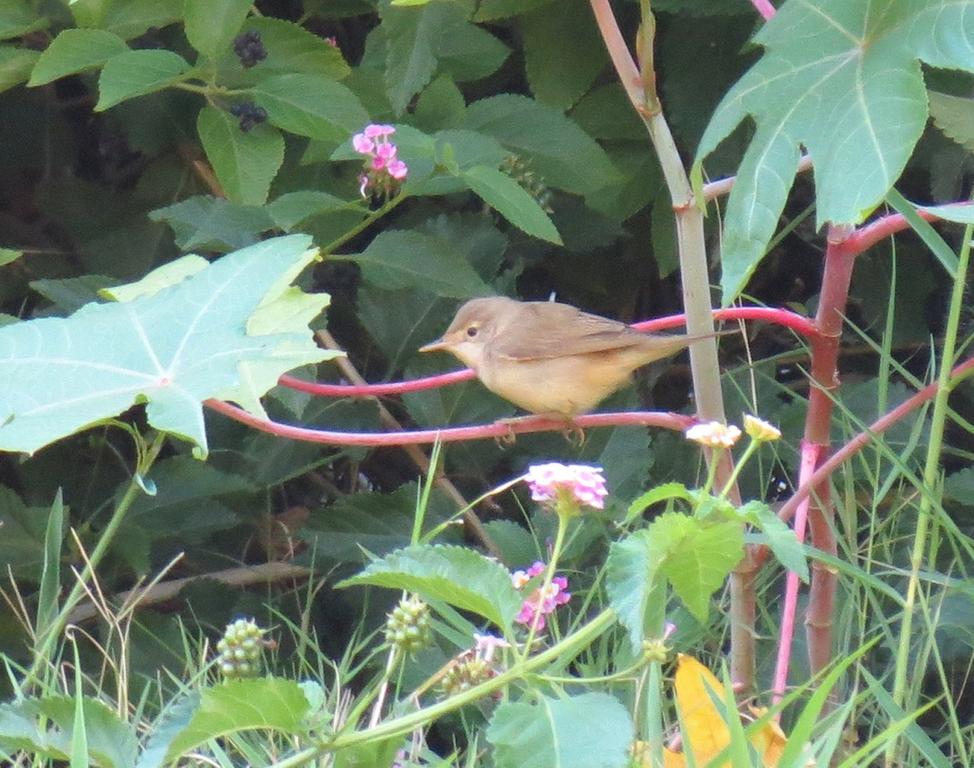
left=525, top=463, right=608, bottom=515
left=511, top=561, right=570, bottom=631
left=351, top=123, right=408, bottom=198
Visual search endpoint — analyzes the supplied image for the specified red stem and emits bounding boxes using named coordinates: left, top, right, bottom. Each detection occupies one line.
left=205, top=400, right=695, bottom=446
left=774, top=355, right=974, bottom=529
left=280, top=306, right=820, bottom=399
left=749, top=0, right=776, bottom=20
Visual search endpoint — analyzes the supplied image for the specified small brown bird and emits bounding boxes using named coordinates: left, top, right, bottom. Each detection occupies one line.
left=420, top=296, right=721, bottom=418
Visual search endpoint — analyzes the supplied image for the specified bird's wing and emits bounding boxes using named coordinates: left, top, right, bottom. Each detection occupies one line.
left=493, top=303, right=646, bottom=361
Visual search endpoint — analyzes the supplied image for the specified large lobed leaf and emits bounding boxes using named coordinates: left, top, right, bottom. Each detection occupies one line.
left=0, top=235, right=333, bottom=458
left=696, top=0, right=974, bottom=303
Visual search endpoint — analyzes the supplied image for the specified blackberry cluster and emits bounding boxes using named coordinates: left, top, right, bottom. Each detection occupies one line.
left=384, top=595, right=432, bottom=654
left=215, top=618, right=265, bottom=678
left=233, top=30, right=267, bottom=68
left=229, top=102, right=268, bottom=132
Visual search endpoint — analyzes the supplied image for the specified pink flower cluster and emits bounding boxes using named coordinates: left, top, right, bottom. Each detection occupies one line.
left=352, top=124, right=407, bottom=197
left=525, top=463, right=608, bottom=511
left=511, top=561, right=570, bottom=630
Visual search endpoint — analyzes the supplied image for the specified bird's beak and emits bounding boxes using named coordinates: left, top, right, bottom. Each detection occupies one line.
left=419, top=337, right=450, bottom=353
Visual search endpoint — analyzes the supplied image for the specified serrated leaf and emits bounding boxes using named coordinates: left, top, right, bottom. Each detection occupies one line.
left=738, top=500, right=808, bottom=582
left=461, top=165, right=561, bottom=244
left=100, top=0, right=182, bottom=40
left=197, top=106, right=285, bottom=206
left=184, top=0, right=251, bottom=60
left=149, top=196, right=276, bottom=252
left=215, top=17, right=350, bottom=84
left=266, top=191, right=351, bottom=230
left=473, top=0, right=554, bottom=22
left=164, top=679, right=311, bottom=762
left=0, top=1, right=46, bottom=40
left=606, top=530, right=665, bottom=651
left=654, top=514, right=744, bottom=622
left=0, top=235, right=329, bottom=457
left=929, top=91, right=974, bottom=153
left=696, top=0, right=974, bottom=303
left=95, top=49, right=190, bottom=111
left=625, top=482, right=691, bottom=525
left=945, top=467, right=974, bottom=505
left=28, top=28, right=127, bottom=86
left=0, top=696, right=137, bottom=768
left=340, top=229, right=492, bottom=298
left=487, top=693, right=633, bottom=768
left=0, top=45, right=37, bottom=93
left=252, top=73, right=369, bottom=142
left=520, top=0, right=604, bottom=109
left=0, top=485, right=58, bottom=581
left=337, top=544, right=523, bottom=632
left=463, top=94, right=618, bottom=196
left=381, top=0, right=507, bottom=114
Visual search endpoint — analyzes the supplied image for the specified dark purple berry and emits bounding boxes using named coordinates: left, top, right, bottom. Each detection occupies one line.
left=233, top=30, right=267, bottom=68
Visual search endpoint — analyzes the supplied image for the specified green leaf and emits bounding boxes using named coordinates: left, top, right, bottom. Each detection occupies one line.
left=340, top=229, right=493, bottom=298
left=463, top=94, right=618, bottom=196
left=184, top=0, right=251, bottom=60
left=737, top=500, right=808, bottom=583
left=0, top=0, right=46, bottom=40
left=337, top=544, right=523, bottom=632
left=36, top=490, right=65, bottom=639
left=0, top=485, right=59, bottom=581
left=149, top=196, right=276, bottom=252
left=0, top=247, right=21, bottom=266
left=29, top=29, right=128, bottom=86
left=266, top=191, right=352, bottom=231
left=461, top=165, right=561, bottom=244
left=381, top=0, right=508, bottom=114
left=252, top=73, right=369, bottom=142
left=945, top=467, right=974, bottom=505
left=488, top=693, right=634, bottom=768
left=413, top=74, right=466, bottom=131
left=100, top=0, right=182, bottom=40
left=164, top=679, right=311, bottom=762
left=625, top=482, right=691, bottom=525
left=520, top=0, right=604, bottom=109
left=197, top=106, right=285, bottom=206
left=0, top=696, right=137, bottom=768
left=653, top=513, right=744, bottom=622
left=0, top=235, right=329, bottom=457
left=215, top=17, right=350, bottom=84
left=886, top=188, right=958, bottom=277
left=474, top=0, right=554, bottom=21
left=918, top=202, right=974, bottom=225
left=0, top=45, right=38, bottom=93
left=31, top=274, right=116, bottom=314
left=696, top=0, right=974, bottom=303
left=114, top=457, right=254, bottom=573
left=94, top=49, right=191, bottom=111
left=98, top=253, right=210, bottom=301
left=929, top=91, right=974, bottom=153
left=605, top=530, right=665, bottom=651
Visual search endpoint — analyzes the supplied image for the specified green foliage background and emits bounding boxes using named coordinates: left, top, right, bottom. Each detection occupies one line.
left=1, top=0, right=974, bottom=762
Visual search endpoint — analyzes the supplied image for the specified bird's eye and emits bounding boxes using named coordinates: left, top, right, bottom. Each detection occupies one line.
left=466, top=325, right=479, bottom=338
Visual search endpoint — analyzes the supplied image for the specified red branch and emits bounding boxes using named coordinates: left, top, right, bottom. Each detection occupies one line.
left=281, top=306, right=820, bottom=399
left=750, top=0, right=776, bottom=20
left=775, top=355, right=974, bottom=529
left=205, top=399, right=695, bottom=446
